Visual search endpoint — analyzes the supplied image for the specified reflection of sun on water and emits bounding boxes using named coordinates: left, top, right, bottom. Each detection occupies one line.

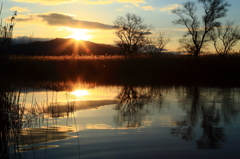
left=67, top=29, right=92, bottom=41
left=70, top=90, right=89, bottom=97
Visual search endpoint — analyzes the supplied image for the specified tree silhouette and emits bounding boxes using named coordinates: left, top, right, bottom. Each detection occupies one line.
left=172, top=0, right=230, bottom=57
left=114, top=13, right=152, bottom=56
left=209, top=21, right=240, bottom=56
left=143, top=32, right=171, bottom=56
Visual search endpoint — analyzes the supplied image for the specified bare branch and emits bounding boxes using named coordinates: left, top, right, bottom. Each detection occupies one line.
left=114, top=13, right=153, bottom=56
left=143, top=32, right=171, bottom=55
left=209, top=21, right=240, bottom=56
left=172, top=0, right=230, bottom=57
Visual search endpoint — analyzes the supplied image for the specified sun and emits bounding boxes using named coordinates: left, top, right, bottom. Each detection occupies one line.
left=67, top=29, right=92, bottom=41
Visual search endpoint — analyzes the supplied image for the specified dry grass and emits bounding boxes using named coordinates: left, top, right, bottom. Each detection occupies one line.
left=7, top=54, right=240, bottom=87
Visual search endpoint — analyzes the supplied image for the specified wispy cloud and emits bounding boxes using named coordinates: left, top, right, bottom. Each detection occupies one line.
left=13, top=0, right=76, bottom=5
left=80, top=0, right=145, bottom=4
left=117, top=0, right=145, bottom=3
left=10, top=6, right=30, bottom=13
left=141, top=6, right=154, bottom=11
left=15, top=13, right=114, bottom=30
left=124, top=5, right=133, bottom=8
left=79, top=0, right=114, bottom=4
left=13, top=0, right=145, bottom=5
left=117, top=1, right=144, bottom=11
left=133, top=4, right=140, bottom=7
left=160, top=4, right=181, bottom=13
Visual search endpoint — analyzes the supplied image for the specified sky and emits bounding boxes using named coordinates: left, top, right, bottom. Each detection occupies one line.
left=2, top=0, right=240, bottom=52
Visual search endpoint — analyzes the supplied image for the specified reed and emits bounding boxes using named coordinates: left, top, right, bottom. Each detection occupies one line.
left=7, top=54, right=240, bottom=87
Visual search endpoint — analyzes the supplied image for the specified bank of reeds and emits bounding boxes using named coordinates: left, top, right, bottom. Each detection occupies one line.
left=7, top=54, right=240, bottom=87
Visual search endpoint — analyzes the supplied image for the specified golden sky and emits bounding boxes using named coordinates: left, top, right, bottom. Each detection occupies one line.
left=2, top=0, right=240, bottom=52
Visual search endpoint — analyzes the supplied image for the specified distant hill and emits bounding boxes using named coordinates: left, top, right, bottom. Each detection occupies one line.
left=6, top=38, right=123, bottom=56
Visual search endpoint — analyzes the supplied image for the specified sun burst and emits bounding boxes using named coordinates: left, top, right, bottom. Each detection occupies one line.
left=67, top=29, right=92, bottom=41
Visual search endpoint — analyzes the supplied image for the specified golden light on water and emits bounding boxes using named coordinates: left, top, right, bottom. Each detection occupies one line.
left=70, top=90, right=89, bottom=97
left=67, top=29, right=92, bottom=41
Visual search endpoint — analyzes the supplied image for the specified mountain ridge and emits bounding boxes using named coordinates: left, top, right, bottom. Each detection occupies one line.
left=7, top=38, right=123, bottom=56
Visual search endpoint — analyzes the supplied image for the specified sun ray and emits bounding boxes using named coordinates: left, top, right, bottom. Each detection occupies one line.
left=66, top=29, right=92, bottom=41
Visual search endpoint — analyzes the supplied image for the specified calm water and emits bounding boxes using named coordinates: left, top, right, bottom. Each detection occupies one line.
left=6, top=84, right=240, bottom=158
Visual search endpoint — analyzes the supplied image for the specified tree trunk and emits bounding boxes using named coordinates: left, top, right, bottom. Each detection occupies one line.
left=194, top=52, right=199, bottom=58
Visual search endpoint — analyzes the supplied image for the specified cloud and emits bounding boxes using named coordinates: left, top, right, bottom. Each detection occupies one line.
left=13, top=0, right=145, bottom=5
left=79, top=0, right=114, bottom=4
left=133, top=4, right=140, bottom=7
left=141, top=6, right=154, bottom=11
left=124, top=5, right=133, bottom=8
left=10, top=6, right=30, bottom=13
left=80, top=0, right=145, bottom=4
left=15, top=13, right=114, bottom=30
left=13, top=0, right=76, bottom=5
left=117, top=0, right=145, bottom=3
left=160, top=4, right=181, bottom=12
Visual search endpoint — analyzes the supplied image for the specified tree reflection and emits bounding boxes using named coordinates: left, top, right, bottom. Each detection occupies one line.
left=171, top=86, right=200, bottom=141
left=114, top=85, right=163, bottom=128
left=196, top=107, right=225, bottom=149
left=215, top=88, right=240, bottom=124
left=172, top=86, right=240, bottom=149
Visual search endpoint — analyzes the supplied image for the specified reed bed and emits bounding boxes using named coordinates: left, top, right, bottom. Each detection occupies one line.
left=8, top=54, right=240, bottom=87
left=0, top=81, right=78, bottom=158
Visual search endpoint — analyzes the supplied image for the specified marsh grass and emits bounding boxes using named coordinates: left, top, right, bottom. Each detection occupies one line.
left=0, top=88, right=23, bottom=158
left=8, top=54, right=240, bottom=87
left=0, top=84, right=79, bottom=158
left=0, top=5, right=78, bottom=158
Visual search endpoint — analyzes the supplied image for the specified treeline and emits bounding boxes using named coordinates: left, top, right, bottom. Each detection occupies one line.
left=113, top=0, right=240, bottom=57
left=1, top=0, right=240, bottom=58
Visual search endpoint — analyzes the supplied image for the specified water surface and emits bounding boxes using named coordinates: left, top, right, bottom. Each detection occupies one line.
left=6, top=85, right=240, bottom=158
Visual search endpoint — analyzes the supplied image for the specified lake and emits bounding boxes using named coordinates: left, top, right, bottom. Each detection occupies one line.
left=2, top=83, right=240, bottom=159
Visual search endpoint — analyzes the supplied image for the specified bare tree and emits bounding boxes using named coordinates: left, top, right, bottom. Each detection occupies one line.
left=143, top=32, right=171, bottom=56
left=177, top=37, right=208, bottom=55
left=172, top=0, right=230, bottom=57
left=114, top=13, right=152, bottom=56
left=209, top=21, right=240, bottom=56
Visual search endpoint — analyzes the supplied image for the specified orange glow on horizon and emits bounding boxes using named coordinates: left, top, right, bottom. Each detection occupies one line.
left=66, top=29, right=92, bottom=41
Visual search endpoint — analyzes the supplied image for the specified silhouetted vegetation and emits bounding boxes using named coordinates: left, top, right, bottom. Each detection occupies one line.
left=209, top=21, right=240, bottom=56
left=143, top=32, right=171, bottom=56
left=0, top=5, right=24, bottom=158
left=7, top=54, right=240, bottom=87
left=0, top=3, right=16, bottom=50
left=2, top=0, right=240, bottom=158
left=114, top=13, right=153, bottom=56
left=172, top=0, right=231, bottom=57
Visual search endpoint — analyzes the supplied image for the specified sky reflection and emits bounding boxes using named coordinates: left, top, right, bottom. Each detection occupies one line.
left=12, top=85, right=240, bottom=159
left=70, top=89, right=89, bottom=97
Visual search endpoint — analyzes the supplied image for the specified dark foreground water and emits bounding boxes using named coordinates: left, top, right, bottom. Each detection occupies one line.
left=3, top=84, right=240, bottom=159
